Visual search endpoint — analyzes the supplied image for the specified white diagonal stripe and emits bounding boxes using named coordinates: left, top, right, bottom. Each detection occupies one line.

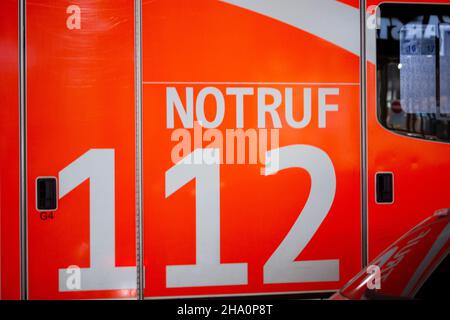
left=221, top=0, right=360, bottom=57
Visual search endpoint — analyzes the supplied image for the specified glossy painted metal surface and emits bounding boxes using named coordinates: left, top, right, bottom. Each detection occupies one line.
left=366, top=0, right=450, bottom=261
left=25, top=0, right=136, bottom=299
left=141, top=0, right=362, bottom=298
left=0, top=0, right=21, bottom=300
left=1, top=0, right=449, bottom=300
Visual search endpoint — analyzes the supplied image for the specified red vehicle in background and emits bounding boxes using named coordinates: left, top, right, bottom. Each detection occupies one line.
left=332, top=208, right=450, bottom=300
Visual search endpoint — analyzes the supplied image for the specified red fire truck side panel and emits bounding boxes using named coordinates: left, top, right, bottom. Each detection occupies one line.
left=0, top=0, right=21, bottom=300
left=5, top=0, right=449, bottom=300
left=142, top=0, right=362, bottom=298
left=26, top=1, right=136, bottom=299
left=366, top=0, right=450, bottom=260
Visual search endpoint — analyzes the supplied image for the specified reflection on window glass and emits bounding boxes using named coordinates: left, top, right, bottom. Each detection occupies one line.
left=377, top=4, right=450, bottom=142
left=400, top=24, right=436, bottom=114
left=440, top=24, right=450, bottom=116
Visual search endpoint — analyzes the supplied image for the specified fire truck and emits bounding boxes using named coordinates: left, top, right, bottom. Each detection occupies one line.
left=1, top=0, right=449, bottom=299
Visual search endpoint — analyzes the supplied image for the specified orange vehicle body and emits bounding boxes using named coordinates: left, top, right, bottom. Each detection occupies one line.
left=366, top=0, right=450, bottom=261
left=0, top=0, right=449, bottom=299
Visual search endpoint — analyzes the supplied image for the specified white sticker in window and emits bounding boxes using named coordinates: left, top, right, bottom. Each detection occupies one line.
left=400, top=24, right=437, bottom=114
left=440, top=24, right=450, bottom=116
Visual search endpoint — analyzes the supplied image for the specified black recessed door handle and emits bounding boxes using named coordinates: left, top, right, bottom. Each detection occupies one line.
left=36, top=177, right=58, bottom=211
left=376, top=172, right=394, bottom=204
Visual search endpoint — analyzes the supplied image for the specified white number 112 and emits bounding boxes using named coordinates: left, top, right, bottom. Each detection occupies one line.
left=57, top=145, right=338, bottom=291
left=165, top=145, right=338, bottom=287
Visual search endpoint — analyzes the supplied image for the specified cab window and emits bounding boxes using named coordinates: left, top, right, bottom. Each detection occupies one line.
left=377, top=3, right=450, bottom=142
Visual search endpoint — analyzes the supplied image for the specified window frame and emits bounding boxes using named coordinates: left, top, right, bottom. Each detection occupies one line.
left=376, top=2, right=450, bottom=144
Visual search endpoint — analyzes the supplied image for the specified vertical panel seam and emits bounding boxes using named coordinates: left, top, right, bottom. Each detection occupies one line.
left=360, top=0, right=369, bottom=268
left=19, top=0, right=28, bottom=300
left=134, top=0, right=144, bottom=300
